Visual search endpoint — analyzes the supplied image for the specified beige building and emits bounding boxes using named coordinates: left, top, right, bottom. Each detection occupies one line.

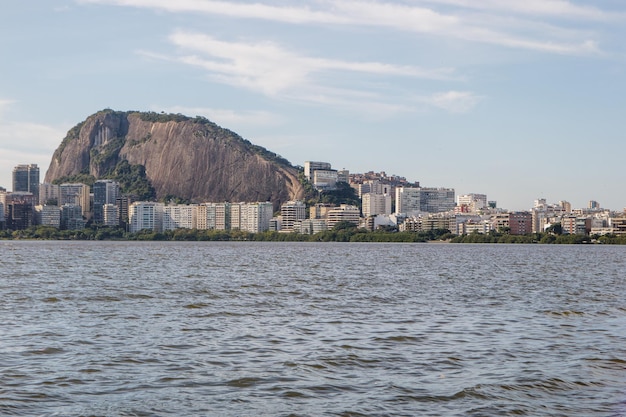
left=326, top=205, right=360, bottom=229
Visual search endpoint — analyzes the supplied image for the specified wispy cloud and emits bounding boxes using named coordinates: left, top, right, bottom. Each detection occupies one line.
left=139, top=31, right=457, bottom=114
left=166, top=31, right=454, bottom=95
left=418, top=0, right=619, bottom=20
left=0, top=100, right=70, bottom=180
left=426, top=91, right=483, bottom=113
left=78, top=0, right=608, bottom=54
left=0, top=99, right=15, bottom=117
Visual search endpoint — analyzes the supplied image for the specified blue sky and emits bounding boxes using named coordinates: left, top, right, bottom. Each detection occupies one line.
left=1, top=0, right=625, bottom=211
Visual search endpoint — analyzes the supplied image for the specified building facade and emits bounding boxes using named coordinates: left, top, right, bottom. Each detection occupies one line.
left=509, top=212, right=532, bottom=235
left=12, top=164, right=40, bottom=204
left=326, top=205, right=360, bottom=229
left=280, top=200, right=306, bottom=232
left=59, top=183, right=91, bottom=217
left=93, top=180, right=120, bottom=224
left=129, top=202, right=164, bottom=233
left=362, top=193, right=392, bottom=218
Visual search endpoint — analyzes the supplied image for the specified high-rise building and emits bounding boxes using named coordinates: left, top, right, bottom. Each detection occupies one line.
left=0, top=187, right=6, bottom=225
left=163, top=204, right=197, bottom=230
left=102, top=204, right=119, bottom=227
left=6, top=192, right=37, bottom=230
left=39, top=183, right=60, bottom=206
left=12, top=164, right=40, bottom=204
left=395, top=187, right=421, bottom=215
left=36, top=205, right=61, bottom=228
left=61, top=204, right=85, bottom=230
left=395, top=187, right=455, bottom=215
left=240, top=202, right=273, bottom=233
left=509, top=211, right=532, bottom=235
left=59, top=183, right=90, bottom=217
left=362, top=193, right=392, bottom=218
left=129, top=202, right=164, bottom=233
left=280, top=200, right=306, bottom=232
left=93, top=180, right=120, bottom=224
left=419, top=188, right=455, bottom=213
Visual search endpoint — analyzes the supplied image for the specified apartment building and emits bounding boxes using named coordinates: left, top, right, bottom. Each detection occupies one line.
left=362, top=193, right=392, bottom=218
left=129, top=202, right=164, bottom=233
left=59, top=183, right=91, bottom=218
left=326, top=205, right=360, bottom=229
left=239, top=202, right=273, bottom=233
left=509, top=212, right=532, bottom=235
left=163, top=204, right=197, bottom=231
left=280, top=200, right=306, bottom=232
left=395, top=187, right=455, bottom=215
left=36, top=205, right=61, bottom=228
left=93, top=180, right=120, bottom=224
left=12, top=164, right=40, bottom=204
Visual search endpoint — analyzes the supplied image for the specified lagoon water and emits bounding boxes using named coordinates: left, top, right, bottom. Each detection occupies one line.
left=1, top=241, right=625, bottom=416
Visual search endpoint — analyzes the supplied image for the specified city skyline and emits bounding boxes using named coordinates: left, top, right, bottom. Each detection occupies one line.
left=1, top=1, right=626, bottom=211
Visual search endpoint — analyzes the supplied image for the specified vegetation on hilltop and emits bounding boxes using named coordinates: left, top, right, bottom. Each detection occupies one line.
left=104, top=160, right=155, bottom=201
left=49, top=160, right=155, bottom=201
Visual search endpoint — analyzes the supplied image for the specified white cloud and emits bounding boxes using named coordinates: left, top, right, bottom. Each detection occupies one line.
left=427, top=90, right=482, bottom=113
left=141, top=31, right=457, bottom=114
left=0, top=104, right=70, bottom=187
left=78, top=0, right=608, bottom=54
left=417, top=0, right=618, bottom=20
left=167, top=31, right=454, bottom=96
left=0, top=99, right=15, bottom=117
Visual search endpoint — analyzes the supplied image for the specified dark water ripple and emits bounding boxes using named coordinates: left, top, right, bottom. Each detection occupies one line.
left=1, top=241, right=626, bottom=416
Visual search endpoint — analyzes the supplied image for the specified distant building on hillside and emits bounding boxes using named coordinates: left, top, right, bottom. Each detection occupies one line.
left=304, top=161, right=331, bottom=180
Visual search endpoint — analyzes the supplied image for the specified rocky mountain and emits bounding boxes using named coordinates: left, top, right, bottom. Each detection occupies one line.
left=45, top=110, right=305, bottom=209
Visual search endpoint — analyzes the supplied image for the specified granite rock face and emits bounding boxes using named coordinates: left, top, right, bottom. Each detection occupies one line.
left=45, top=110, right=304, bottom=209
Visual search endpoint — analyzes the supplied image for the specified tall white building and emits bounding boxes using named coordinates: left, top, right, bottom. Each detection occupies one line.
left=362, top=193, right=392, bottom=218
left=163, top=204, right=197, bottom=230
left=280, top=200, right=307, bottom=232
left=129, top=202, right=164, bottom=233
left=395, top=187, right=421, bottom=215
left=197, top=202, right=231, bottom=230
left=240, top=202, right=274, bottom=233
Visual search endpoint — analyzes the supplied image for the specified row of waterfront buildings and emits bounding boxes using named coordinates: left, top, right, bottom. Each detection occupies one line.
left=2, top=162, right=626, bottom=236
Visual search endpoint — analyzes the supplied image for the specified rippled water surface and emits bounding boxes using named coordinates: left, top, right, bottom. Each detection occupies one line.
left=1, top=241, right=626, bottom=416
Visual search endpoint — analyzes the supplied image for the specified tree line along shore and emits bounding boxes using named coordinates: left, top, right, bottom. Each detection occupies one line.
left=3, top=223, right=626, bottom=244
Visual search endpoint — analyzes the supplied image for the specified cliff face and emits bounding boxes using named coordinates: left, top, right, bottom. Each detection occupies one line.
left=45, top=110, right=304, bottom=209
